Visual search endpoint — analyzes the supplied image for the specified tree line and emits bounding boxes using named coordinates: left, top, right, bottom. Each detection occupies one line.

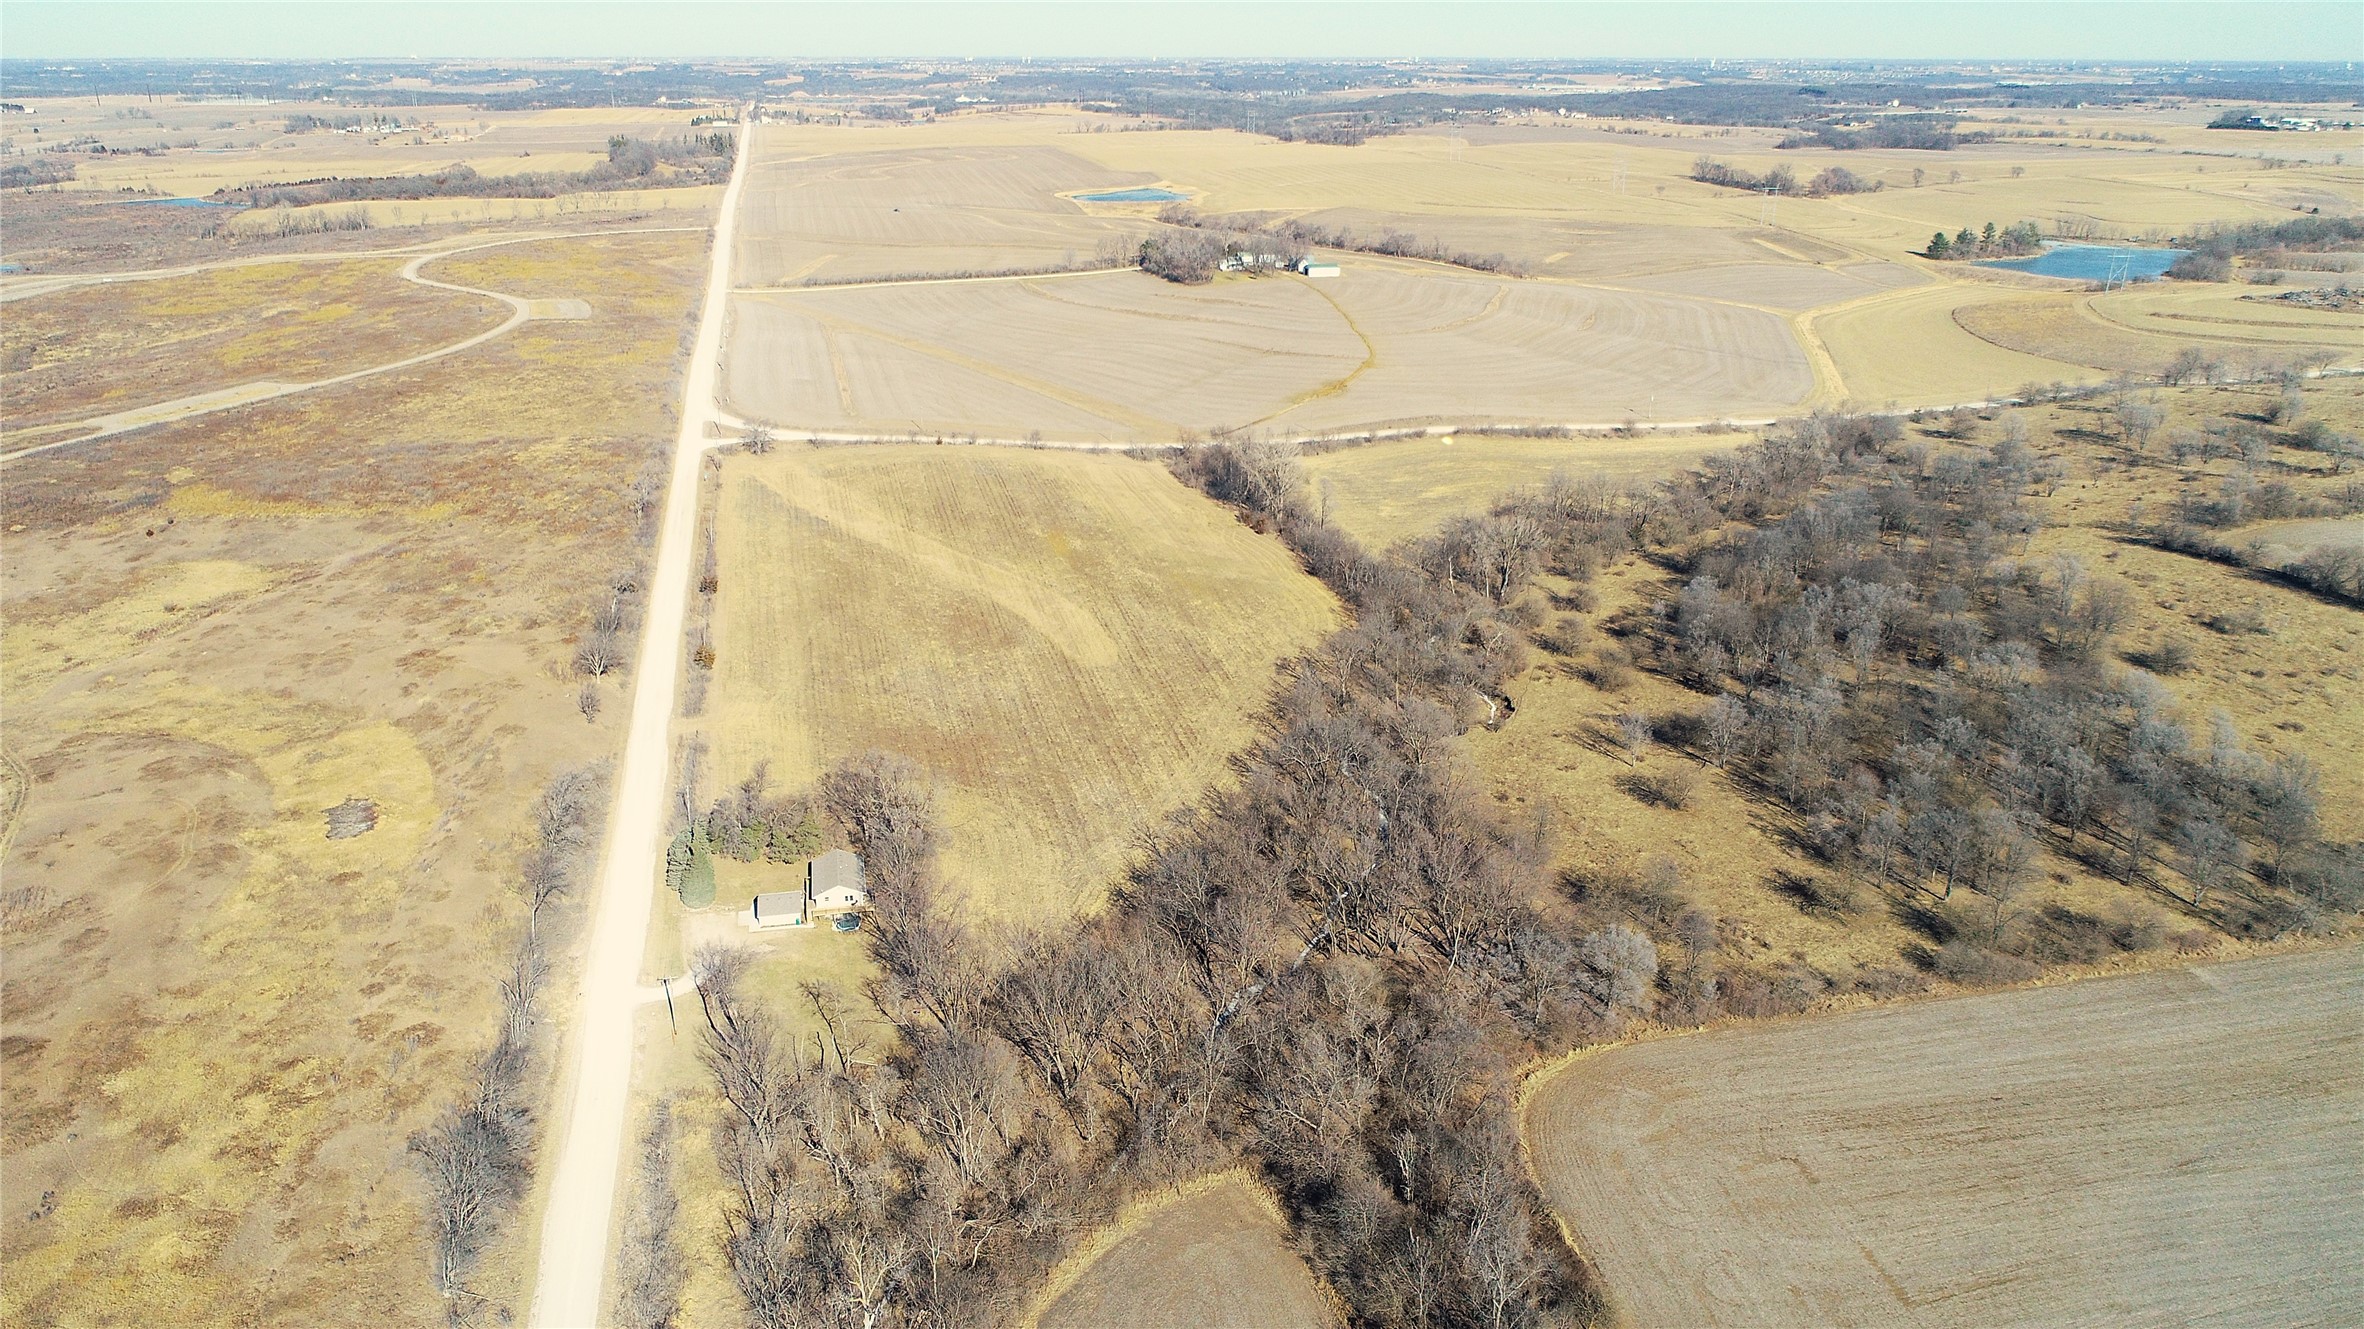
left=214, top=133, right=733, bottom=208
left=1692, top=157, right=1881, bottom=197
left=410, top=764, right=607, bottom=1322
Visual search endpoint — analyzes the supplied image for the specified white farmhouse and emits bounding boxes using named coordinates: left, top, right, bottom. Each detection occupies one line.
left=808, top=848, right=868, bottom=914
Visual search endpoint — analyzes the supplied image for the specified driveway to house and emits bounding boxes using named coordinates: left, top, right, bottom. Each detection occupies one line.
left=526, top=113, right=752, bottom=1329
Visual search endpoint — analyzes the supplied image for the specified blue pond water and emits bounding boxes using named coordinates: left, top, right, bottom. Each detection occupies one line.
left=1980, top=243, right=2187, bottom=281
left=1076, top=187, right=1186, bottom=203
left=119, top=196, right=239, bottom=209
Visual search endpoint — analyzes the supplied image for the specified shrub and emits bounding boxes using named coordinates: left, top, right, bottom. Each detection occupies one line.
left=2167, top=251, right=2233, bottom=282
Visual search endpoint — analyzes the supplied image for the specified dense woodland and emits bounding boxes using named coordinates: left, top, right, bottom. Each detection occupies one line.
left=664, top=382, right=2360, bottom=1329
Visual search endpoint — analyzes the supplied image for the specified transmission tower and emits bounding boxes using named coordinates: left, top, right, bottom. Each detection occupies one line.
left=2105, top=253, right=2133, bottom=291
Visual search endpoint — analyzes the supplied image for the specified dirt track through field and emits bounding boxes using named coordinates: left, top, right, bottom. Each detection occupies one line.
left=0, top=226, right=703, bottom=461
left=1525, top=946, right=2364, bottom=1329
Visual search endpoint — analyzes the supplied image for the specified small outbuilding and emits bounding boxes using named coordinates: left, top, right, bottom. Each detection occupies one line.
left=809, top=848, right=868, bottom=914
left=752, top=890, right=807, bottom=930
left=1297, top=258, right=1340, bottom=279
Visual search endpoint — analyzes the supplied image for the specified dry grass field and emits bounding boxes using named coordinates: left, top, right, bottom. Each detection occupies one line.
left=1301, top=430, right=1750, bottom=550
left=706, top=444, right=1338, bottom=922
left=1029, top=1172, right=1338, bottom=1329
left=0, top=225, right=711, bottom=1327
left=1, top=257, right=505, bottom=434
left=1524, top=945, right=2364, bottom=1329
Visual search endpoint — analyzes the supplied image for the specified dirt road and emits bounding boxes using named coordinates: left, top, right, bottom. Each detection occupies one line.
left=524, top=116, right=751, bottom=1329
left=1525, top=946, right=2364, bottom=1329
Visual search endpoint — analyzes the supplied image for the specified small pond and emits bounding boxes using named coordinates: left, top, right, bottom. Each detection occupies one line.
left=1075, top=187, right=1187, bottom=203
left=118, top=196, right=240, bottom=209
left=1980, top=243, right=2187, bottom=281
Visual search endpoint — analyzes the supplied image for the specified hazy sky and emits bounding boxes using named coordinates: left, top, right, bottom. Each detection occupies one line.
left=5, top=2, right=2358, bottom=62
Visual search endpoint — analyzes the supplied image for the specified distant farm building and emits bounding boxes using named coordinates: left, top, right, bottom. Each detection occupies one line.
left=809, top=848, right=869, bottom=913
left=1298, top=258, right=1341, bottom=278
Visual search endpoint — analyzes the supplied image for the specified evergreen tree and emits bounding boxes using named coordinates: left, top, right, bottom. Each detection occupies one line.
left=1930, top=231, right=1952, bottom=257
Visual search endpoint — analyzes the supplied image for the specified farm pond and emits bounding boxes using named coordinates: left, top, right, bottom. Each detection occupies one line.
left=1074, top=186, right=1188, bottom=203
left=1981, top=243, right=2188, bottom=281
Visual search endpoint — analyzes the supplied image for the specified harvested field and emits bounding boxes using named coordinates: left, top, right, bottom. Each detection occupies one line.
left=1622, top=259, right=1927, bottom=311
left=1951, top=293, right=2194, bottom=375
left=726, top=262, right=1811, bottom=440
left=1032, top=1173, right=1336, bottom=1329
left=1, top=257, right=505, bottom=432
left=725, top=271, right=1359, bottom=437
left=1302, top=431, right=1747, bottom=550
left=1525, top=945, right=2364, bottom=1329
left=706, top=445, right=1338, bottom=921
left=2091, top=281, right=2364, bottom=354
left=1811, top=284, right=2103, bottom=404
left=731, top=143, right=1156, bottom=286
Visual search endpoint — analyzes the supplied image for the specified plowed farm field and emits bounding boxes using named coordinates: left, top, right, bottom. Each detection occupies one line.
left=724, top=260, right=1813, bottom=441
left=1032, top=1173, right=1336, bottom=1329
left=730, top=142, right=1159, bottom=286
left=707, top=445, right=1338, bottom=921
left=1525, top=946, right=2364, bottom=1329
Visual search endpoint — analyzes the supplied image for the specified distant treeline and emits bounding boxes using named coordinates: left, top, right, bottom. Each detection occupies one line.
left=1692, top=157, right=1883, bottom=197
left=0, top=158, right=75, bottom=189
left=213, top=133, right=731, bottom=207
left=2177, top=215, right=2364, bottom=257
left=1778, top=114, right=1983, bottom=151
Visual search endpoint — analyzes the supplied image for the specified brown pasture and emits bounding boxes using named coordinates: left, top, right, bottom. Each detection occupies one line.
left=2, top=258, right=505, bottom=433
left=0, top=226, right=710, bottom=1327
left=1524, top=945, right=2364, bottom=1329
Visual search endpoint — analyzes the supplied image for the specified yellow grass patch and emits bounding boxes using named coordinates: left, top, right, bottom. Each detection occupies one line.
left=1810, top=283, right=2103, bottom=404
left=708, top=445, right=1339, bottom=922
left=3, top=681, right=439, bottom=1328
left=3, top=559, right=272, bottom=703
left=1302, top=431, right=1749, bottom=550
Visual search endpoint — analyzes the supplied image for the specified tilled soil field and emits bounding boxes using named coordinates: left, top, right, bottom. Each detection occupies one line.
left=1525, top=946, right=2364, bottom=1329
